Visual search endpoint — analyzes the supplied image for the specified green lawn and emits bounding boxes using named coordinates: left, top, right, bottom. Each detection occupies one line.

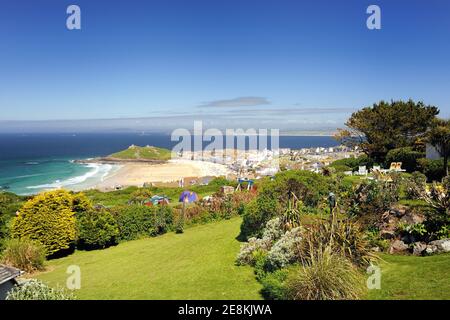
left=35, top=217, right=262, bottom=300
left=33, top=217, right=450, bottom=300
left=369, top=253, right=450, bottom=300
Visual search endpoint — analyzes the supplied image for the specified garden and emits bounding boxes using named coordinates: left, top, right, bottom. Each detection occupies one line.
left=0, top=100, right=449, bottom=300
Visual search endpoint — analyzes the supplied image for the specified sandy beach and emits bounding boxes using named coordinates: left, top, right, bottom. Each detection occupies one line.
left=92, top=159, right=230, bottom=191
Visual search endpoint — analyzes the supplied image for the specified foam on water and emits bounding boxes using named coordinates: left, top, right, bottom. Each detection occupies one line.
left=26, top=163, right=114, bottom=191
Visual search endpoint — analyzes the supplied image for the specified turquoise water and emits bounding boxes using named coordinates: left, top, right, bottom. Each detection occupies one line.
left=0, top=158, right=115, bottom=195
left=0, top=133, right=337, bottom=195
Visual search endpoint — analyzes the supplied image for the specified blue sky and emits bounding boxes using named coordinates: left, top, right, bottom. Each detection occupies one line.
left=0, top=0, right=449, bottom=132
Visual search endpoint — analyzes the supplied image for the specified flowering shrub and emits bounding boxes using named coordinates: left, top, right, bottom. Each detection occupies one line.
left=422, top=176, right=449, bottom=215
left=236, top=218, right=283, bottom=266
left=235, top=237, right=271, bottom=266
left=6, top=279, right=75, bottom=300
left=265, top=227, right=303, bottom=270
left=416, top=176, right=450, bottom=240
left=261, top=218, right=284, bottom=242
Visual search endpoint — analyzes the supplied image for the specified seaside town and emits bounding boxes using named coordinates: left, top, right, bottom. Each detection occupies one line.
left=85, top=144, right=359, bottom=191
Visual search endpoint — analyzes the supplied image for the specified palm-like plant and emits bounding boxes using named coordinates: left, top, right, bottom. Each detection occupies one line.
left=280, top=192, right=302, bottom=231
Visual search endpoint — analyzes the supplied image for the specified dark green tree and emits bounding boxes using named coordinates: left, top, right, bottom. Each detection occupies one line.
left=335, top=100, right=438, bottom=162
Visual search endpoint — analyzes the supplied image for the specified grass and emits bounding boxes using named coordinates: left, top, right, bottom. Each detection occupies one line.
left=83, top=179, right=233, bottom=207
left=368, top=253, right=450, bottom=300
left=110, top=145, right=171, bottom=161
left=35, top=217, right=262, bottom=300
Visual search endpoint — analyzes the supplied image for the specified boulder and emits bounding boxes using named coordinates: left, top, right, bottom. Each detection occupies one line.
left=389, top=240, right=409, bottom=254
left=428, top=239, right=450, bottom=254
left=412, top=242, right=427, bottom=256
left=425, top=245, right=437, bottom=255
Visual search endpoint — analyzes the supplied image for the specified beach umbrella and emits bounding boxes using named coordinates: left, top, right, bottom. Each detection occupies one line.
left=179, top=191, right=199, bottom=203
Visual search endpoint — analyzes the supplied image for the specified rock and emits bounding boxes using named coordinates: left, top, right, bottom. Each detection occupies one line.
left=371, top=247, right=380, bottom=252
left=412, top=242, right=427, bottom=256
left=380, top=230, right=396, bottom=240
left=399, top=212, right=425, bottom=225
left=428, top=239, right=450, bottom=254
left=389, top=240, right=409, bottom=254
left=425, top=245, right=437, bottom=255
left=389, top=205, right=408, bottom=218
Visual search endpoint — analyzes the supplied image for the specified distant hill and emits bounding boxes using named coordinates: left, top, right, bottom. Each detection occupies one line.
left=109, top=145, right=172, bottom=161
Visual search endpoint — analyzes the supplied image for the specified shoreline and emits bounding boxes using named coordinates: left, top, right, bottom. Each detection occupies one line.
left=86, top=159, right=231, bottom=192
left=4, top=141, right=351, bottom=195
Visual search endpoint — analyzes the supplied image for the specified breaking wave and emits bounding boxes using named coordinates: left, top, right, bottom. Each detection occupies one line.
left=27, top=163, right=113, bottom=190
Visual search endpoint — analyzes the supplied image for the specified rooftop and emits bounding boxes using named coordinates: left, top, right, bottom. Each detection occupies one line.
left=0, top=265, right=22, bottom=285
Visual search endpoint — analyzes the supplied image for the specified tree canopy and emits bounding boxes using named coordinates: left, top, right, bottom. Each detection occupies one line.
left=335, top=100, right=439, bottom=162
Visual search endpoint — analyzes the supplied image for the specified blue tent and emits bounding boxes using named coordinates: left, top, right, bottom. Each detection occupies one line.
left=179, top=191, right=199, bottom=203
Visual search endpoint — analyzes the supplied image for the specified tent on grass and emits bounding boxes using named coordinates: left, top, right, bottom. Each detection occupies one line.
left=145, top=195, right=170, bottom=206
left=179, top=191, right=199, bottom=203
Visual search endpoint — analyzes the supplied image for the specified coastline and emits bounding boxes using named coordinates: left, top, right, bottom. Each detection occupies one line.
left=0, top=135, right=343, bottom=195
left=83, top=159, right=231, bottom=192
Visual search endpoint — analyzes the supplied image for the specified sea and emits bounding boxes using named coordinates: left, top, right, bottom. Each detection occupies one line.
left=0, top=133, right=338, bottom=195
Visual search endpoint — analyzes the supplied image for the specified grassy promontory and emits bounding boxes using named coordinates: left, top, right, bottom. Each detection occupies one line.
left=75, top=145, right=173, bottom=165
left=109, top=145, right=172, bottom=161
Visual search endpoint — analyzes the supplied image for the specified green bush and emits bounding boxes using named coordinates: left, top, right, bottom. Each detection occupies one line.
left=1, top=239, right=46, bottom=272
left=417, top=158, right=446, bottom=181
left=0, top=192, right=26, bottom=251
left=404, top=171, right=427, bottom=199
left=113, top=205, right=156, bottom=241
left=259, top=268, right=289, bottom=300
left=113, top=204, right=173, bottom=241
left=284, top=248, right=366, bottom=300
left=366, top=228, right=390, bottom=252
left=348, top=179, right=401, bottom=226
left=154, top=205, right=174, bottom=234
left=11, top=190, right=91, bottom=256
left=240, top=196, right=278, bottom=239
left=328, top=164, right=351, bottom=173
left=240, top=170, right=329, bottom=239
left=385, top=147, right=424, bottom=172
left=76, top=208, right=119, bottom=249
left=128, top=188, right=153, bottom=205
left=329, top=155, right=374, bottom=172
left=6, top=279, right=75, bottom=300
left=175, top=211, right=185, bottom=234
left=72, top=192, right=94, bottom=213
